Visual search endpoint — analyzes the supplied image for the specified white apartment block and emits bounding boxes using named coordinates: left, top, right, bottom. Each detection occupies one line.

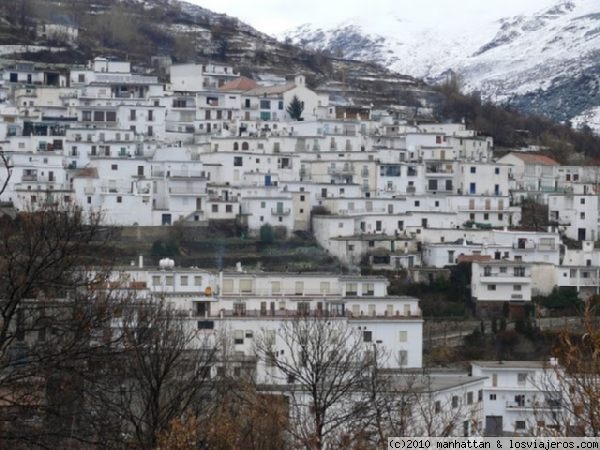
left=113, top=266, right=424, bottom=382
left=472, top=361, right=562, bottom=436
left=471, top=261, right=532, bottom=311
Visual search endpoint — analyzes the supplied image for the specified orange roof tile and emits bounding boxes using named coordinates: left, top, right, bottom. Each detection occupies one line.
left=218, top=76, right=258, bottom=92
left=457, top=254, right=492, bottom=263
left=510, top=153, right=559, bottom=166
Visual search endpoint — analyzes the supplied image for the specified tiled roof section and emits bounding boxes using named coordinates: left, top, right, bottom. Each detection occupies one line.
left=510, top=153, right=559, bottom=166
left=457, top=254, right=492, bottom=263
left=218, top=76, right=258, bottom=92
left=72, top=167, right=98, bottom=178
left=244, top=82, right=295, bottom=96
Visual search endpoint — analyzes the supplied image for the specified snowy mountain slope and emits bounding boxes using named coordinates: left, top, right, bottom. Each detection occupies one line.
left=283, top=0, right=600, bottom=126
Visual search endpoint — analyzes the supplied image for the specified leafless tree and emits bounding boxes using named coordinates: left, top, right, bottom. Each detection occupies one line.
left=83, top=298, right=217, bottom=449
left=0, top=203, right=120, bottom=448
left=0, top=151, right=13, bottom=199
left=254, top=317, right=373, bottom=450
left=366, top=365, right=481, bottom=445
left=532, top=304, right=600, bottom=437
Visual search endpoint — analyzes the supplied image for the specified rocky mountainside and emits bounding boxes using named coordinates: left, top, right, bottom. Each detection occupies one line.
left=283, top=0, right=600, bottom=132
left=0, top=0, right=430, bottom=112
left=1, top=0, right=599, bottom=162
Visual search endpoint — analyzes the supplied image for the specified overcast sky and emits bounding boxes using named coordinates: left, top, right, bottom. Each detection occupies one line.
left=188, top=0, right=554, bottom=35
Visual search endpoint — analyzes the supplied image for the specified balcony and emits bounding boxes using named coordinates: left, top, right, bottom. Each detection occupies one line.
left=22, top=174, right=38, bottom=182
left=15, top=182, right=72, bottom=192
left=271, top=207, right=291, bottom=216
left=512, top=243, right=537, bottom=250
left=170, top=170, right=207, bottom=179
left=328, top=166, right=355, bottom=176
left=425, top=166, right=453, bottom=175
left=506, top=400, right=561, bottom=410
left=481, top=274, right=529, bottom=283
left=214, top=308, right=421, bottom=319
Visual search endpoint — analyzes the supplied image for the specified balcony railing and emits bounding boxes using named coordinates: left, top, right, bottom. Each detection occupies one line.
left=170, top=170, right=207, bottom=178
left=271, top=208, right=291, bottom=216
left=506, top=400, right=561, bottom=410
left=328, top=166, right=354, bottom=175
left=213, top=308, right=421, bottom=319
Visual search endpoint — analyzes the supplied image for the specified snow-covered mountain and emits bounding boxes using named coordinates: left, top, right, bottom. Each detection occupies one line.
left=283, top=0, right=600, bottom=131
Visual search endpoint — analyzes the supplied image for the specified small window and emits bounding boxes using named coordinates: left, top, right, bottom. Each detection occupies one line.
left=398, top=330, right=407, bottom=342
left=490, top=394, right=497, bottom=400
left=487, top=284, right=496, bottom=291
left=271, top=281, right=281, bottom=294
left=194, top=276, right=202, bottom=286
left=152, top=275, right=161, bottom=286
left=222, top=279, right=233, bottom=294
left=452, top=396, right=459, bottom=408
left=165, top=276, right=174, bottom=286
left=197, top=320, right=214, bottom=330
left=470, top=167, right=476, bottom=173
left=234, top=330, right=244, bottom=345
left=346, top=283, right=357, bottom=296
left=515, top=421, right=526, bottom=430
left=111, top=164, right=118, bottom=170
left=363, top=330, right=372, bottom=343
left=180, top=275, right=188, bottom=286
left=116, top=196, right=122, bottom=203
left=517, top=373, right=527, bottom=385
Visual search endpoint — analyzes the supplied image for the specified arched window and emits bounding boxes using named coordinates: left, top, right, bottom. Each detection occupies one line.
left=233, top=142, right=239, bottom=151
left=241, top=142, right=249, bottom=151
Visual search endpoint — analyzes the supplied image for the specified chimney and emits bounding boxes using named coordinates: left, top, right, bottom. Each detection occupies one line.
left=138, top=255, right=144, bottom=268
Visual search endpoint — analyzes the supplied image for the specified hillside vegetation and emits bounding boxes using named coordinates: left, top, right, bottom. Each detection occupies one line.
left=438, top=81, right=600, bottom=164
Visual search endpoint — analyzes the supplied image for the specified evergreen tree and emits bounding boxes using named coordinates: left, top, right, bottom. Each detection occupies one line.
left=286, top=95, right=304, bottom=121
